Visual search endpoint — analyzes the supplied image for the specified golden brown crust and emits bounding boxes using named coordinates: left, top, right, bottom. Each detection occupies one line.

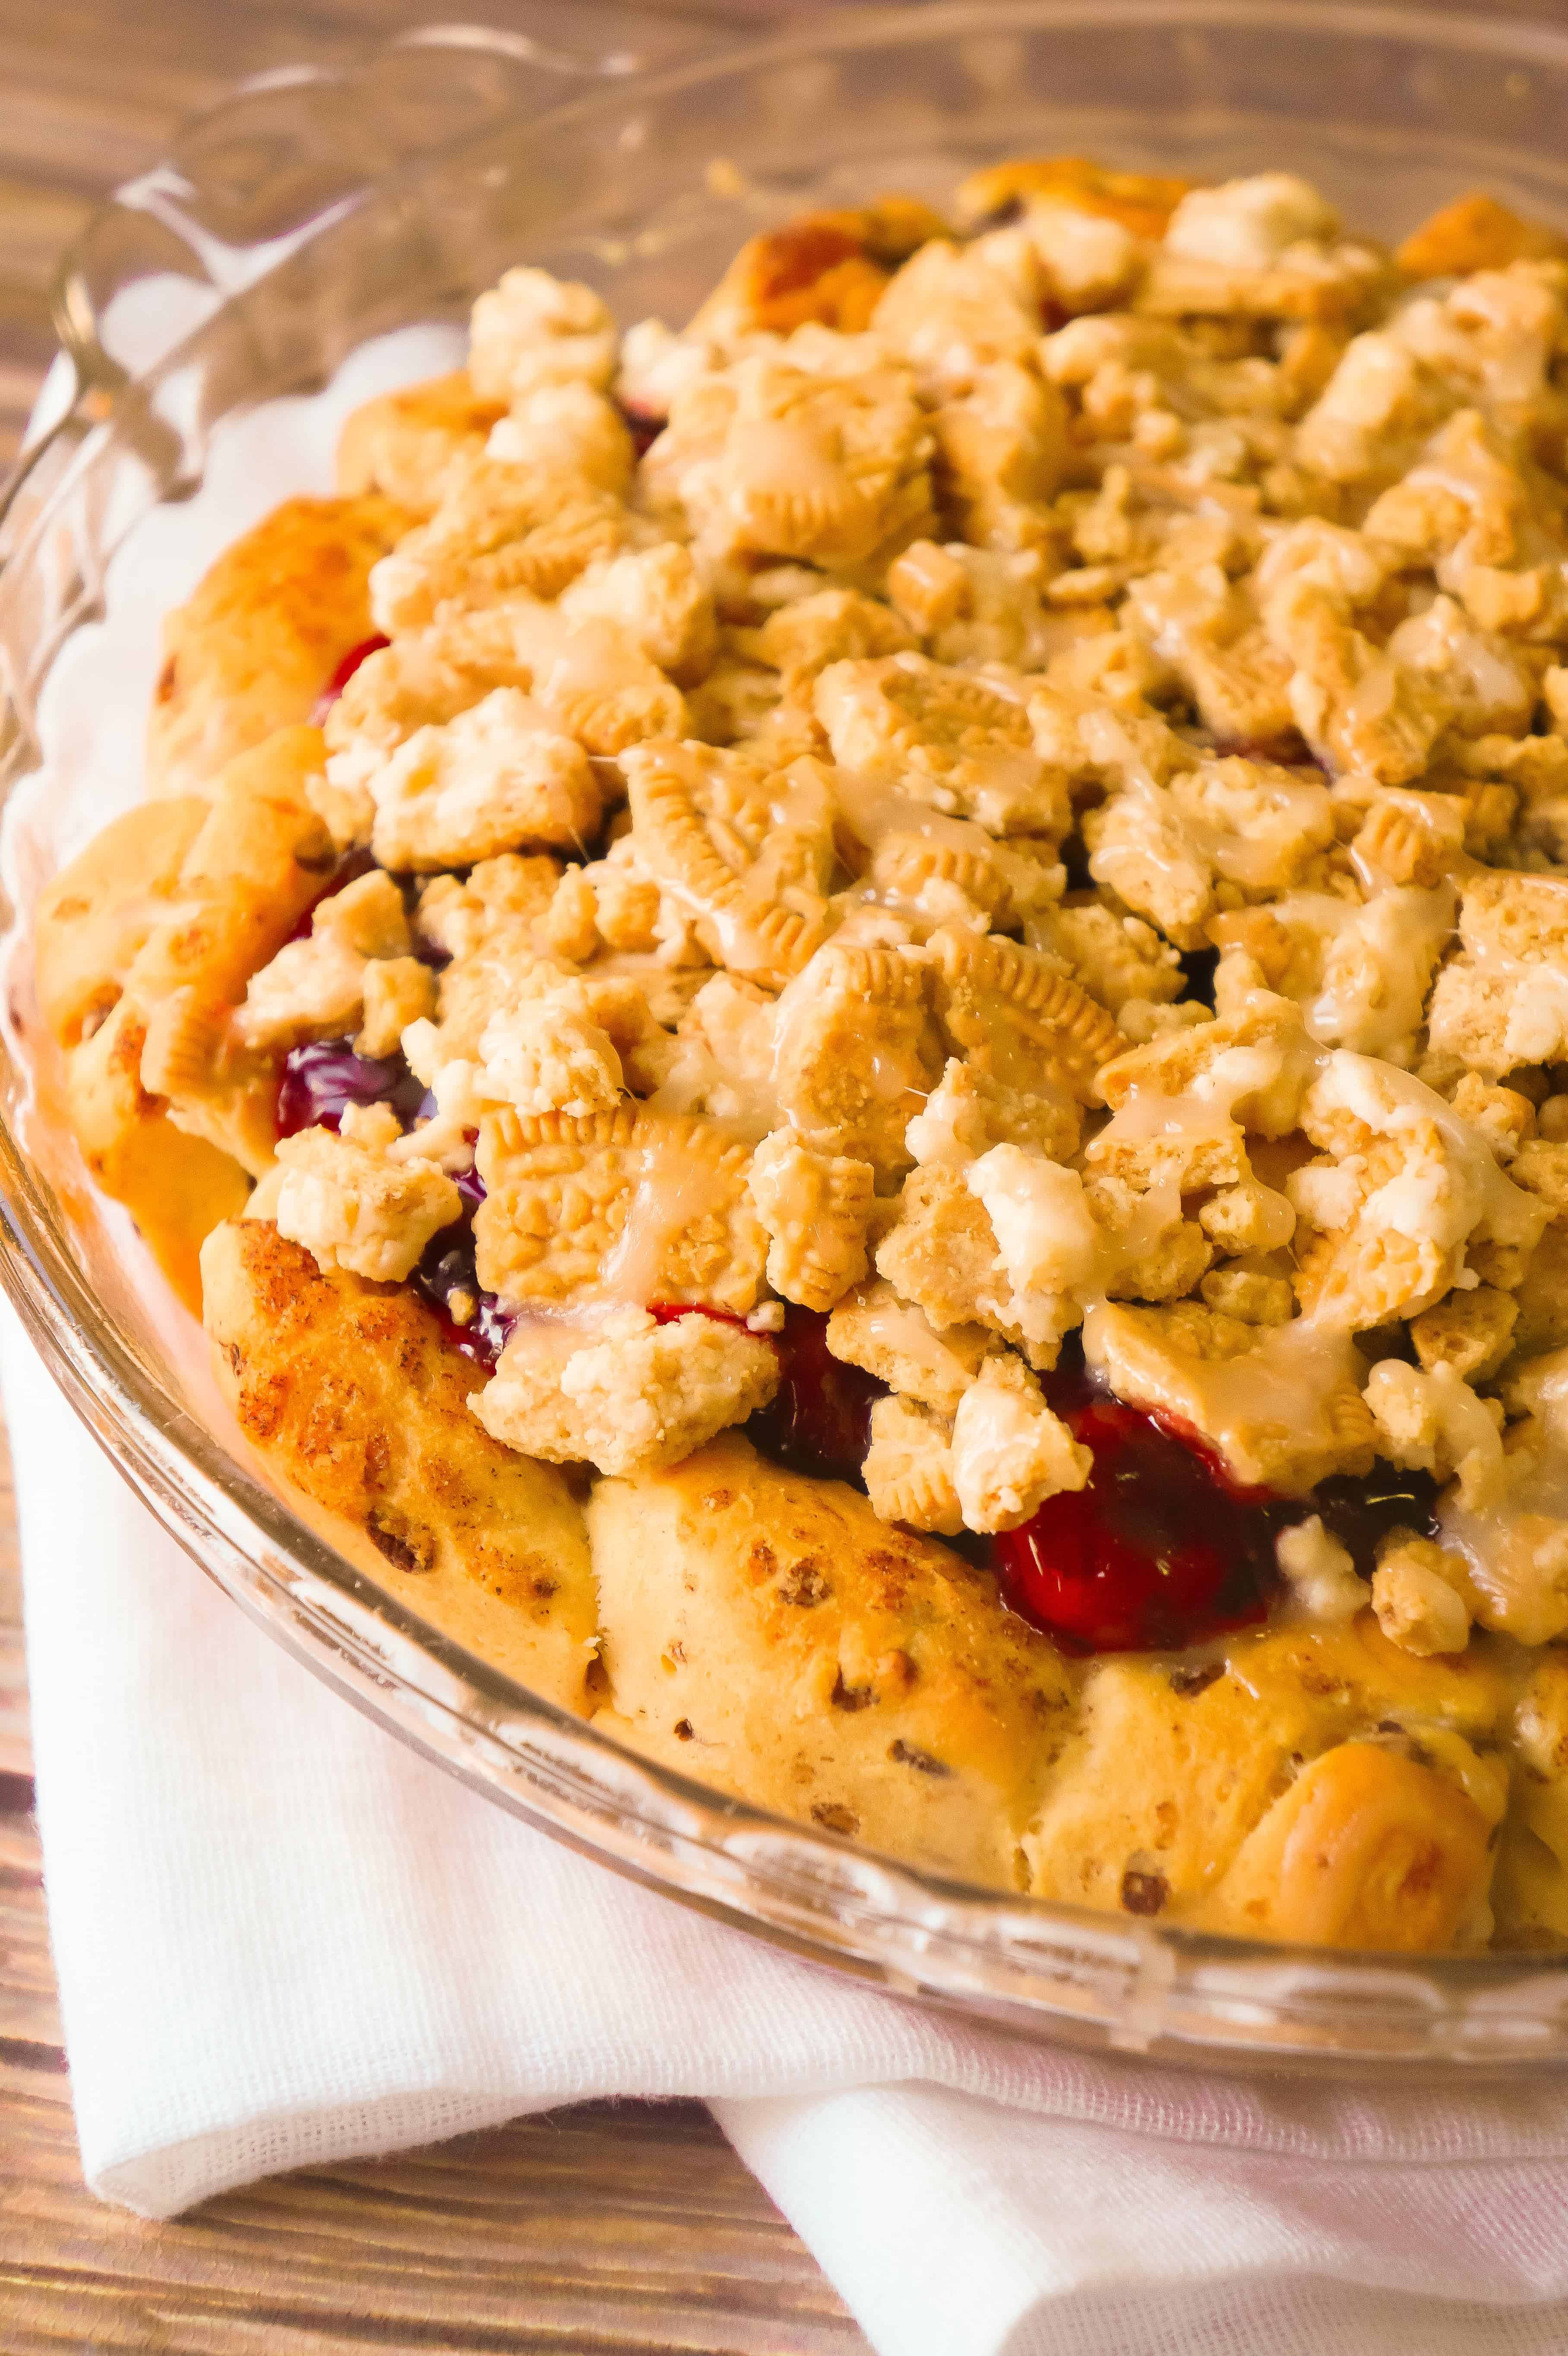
left=1492, top=1655, right=1568, bottom=1945
left=1395, top=192, right=1568, bottom=281
left=1027, top=1619, right=1509, bottom=1943
left=588, top=1432, right=1075, bottom=1886
left=35, top=796, right=209, bottom=1051
left=115, top=726, right=335, bottom=1010
left=202, top=1217, right=598, bottom=1711
left=686, top=199, right=948, bottom=342
left=57, top=727, right=341, bottom=1299
left=954, top=154, right=1195, bottom=239
left=1200, top=1742, right=1492, bottom=1950
left=335, top=370, right=506, bottom=516
left=147, top=494, right=413, bottom=796
left=64, top=1012, right=250, bottom=1312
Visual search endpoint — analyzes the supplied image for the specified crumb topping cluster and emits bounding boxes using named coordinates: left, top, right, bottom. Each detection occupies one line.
left=83, top=167, right=1568, bottom=1669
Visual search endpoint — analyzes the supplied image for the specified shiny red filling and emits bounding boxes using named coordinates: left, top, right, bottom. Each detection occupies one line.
left=995, top=1395, right=1288, bottom=1654
left=310, top=633, right=390, bottom=725
left=275, top=1036, right=427, bottom=1139
left=686, top=1309, right=1438, bottom=1657
left=288, top=1130, right=1440, bottom=1650
left=650, top=1303, right=884, bottom=1483
left=415, top=1241, right=513, bottom=1369
left=284, top=846, right=375, bottom=946
left=995, top=1354, right=1442, bottom=1654
left=746, top=1304, right=886, bottom=1482
left=615, top=399, right=666, bottom=459
left=412, top=1169, right=512, bottom=1369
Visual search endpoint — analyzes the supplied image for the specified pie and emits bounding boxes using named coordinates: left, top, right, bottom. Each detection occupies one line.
left=36, top=161, right=1568, bottom=1954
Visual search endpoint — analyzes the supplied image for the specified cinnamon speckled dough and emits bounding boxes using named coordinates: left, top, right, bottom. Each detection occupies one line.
left=1491, top=1653, right=1568, bottom=1946
left=57, top=1001, right=248, bottom=1313
left=202, top=1217, right=598, bottom=1713
left=40, top=732, right=339, bottom=1307
left=64, top=725, right=336, bottom=1237
left=35, top=795, right=209, bottom=1051
left=588, top=1432, right=1077, bottom=1886
left=336, top=371, right=506, bottom=516
left=1199, top=1740, right=1494, bottom=1951
left=147, top=494, right=414, bottom=796
left=1024, top=1616, right=1512, bottom=1946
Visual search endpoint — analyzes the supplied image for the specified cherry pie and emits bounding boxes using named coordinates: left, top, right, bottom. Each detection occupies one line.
left=36, top=162, right=1568, bottom=1952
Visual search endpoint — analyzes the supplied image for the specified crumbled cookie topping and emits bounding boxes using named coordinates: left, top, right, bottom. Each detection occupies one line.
left=1275, top=1515, right=1369, bottom=1623
left=949, top=1353, right=1092, bottom=1532
left=237, top=869, right=424, bottom=1054
left=273, top=1102, right=461, bottom=1283
left=1370, top=1533, right=1476, bottom=1657
left=76, top=162, right=1568, bottom=1677
left=473, top=1305, right=778, bottom=1479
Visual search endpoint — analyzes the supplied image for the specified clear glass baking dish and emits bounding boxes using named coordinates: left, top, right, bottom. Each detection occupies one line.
left=5, top=0, right=1568, bottom=2073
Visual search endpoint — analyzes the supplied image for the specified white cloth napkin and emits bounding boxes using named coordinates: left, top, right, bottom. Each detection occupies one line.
left=11, top=314, right=1568, bottom=2356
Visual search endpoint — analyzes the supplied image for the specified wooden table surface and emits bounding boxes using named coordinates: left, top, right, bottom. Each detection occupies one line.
left=0, top=4, right=872, bottom=2347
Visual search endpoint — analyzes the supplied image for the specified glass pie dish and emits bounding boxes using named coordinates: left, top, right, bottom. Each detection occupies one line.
left=6, top=0, right=1568, bottom=2070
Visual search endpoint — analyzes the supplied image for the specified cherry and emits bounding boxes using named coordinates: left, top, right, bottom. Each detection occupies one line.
left=616, top=399, right=666, bottom=459
left=310, top=633, right=389, bottom=725
left=1310, top=1465, right=1441, bottom=1574
left=409, top=1167, right=514, bottom=1368
left=288, top=848, right=446, bottom=975
left=746, top=1304, right=886, bottom=1483
left=996, top=1393, right=1287, bottom=1654
left=284, top=846, right=376, bottom=945
left=276, top=1035, right=510, bottom=1366
left=413, top=1226, right=512, bottom=1369
left=275, top=1037, right=427, bottom=1139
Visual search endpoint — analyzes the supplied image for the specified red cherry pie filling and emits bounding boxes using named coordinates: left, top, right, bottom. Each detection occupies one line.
left=309, top=632, right=390, bottom=725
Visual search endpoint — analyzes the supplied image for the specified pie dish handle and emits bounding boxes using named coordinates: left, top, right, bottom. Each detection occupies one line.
left=0, top=4, right=746, bottom=561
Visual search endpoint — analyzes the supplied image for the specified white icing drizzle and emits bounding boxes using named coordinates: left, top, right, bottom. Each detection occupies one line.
left=648, top=978, right=782, bottom=1142
left=1008, top=1033, right=1542, bottom=1514
left=1440, top=1418, right=1568, bottom=1647
left=1179, top=771, right=1334, bottom=896
left=831, top=770, right=989, bottom=851
left=816, top=659, right=1049, bottom=830
left=967, top=1148, right=1105, bottom=1297
left=852, top=1291, right=947, bottom=1361
left=1092, top=1035, right=1310, bottom=1168
left=599, top=1121, right=728, bottom=1308
left=1306, top=882, right=1456, bottom=1060
left=967, top=1145, right=1186, bottom=1334
left=1465, top=940, right=1568, bottom=1068
left=1308, top=1052, right=1546, bottom=1252
left=1081, top=1298, right=1364, bottom=1471
left=722, top=410, right=857, bottom=521
left=508, top=604, right=660, bottom=720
